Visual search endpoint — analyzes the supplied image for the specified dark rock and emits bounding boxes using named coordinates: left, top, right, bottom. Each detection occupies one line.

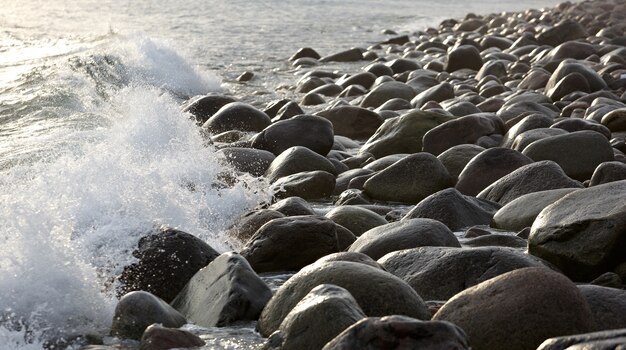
left=360, top=110, right=454, bottom=158
left=590, top=161, right=626, bottom=186
left=528, top=180, right=626, bottom=281
left=269, top=197, right=315, bottom=216
left=551, top=118, right=611, bottom=140
left=360, top=81, right=416, bottom=109
left=456, top=148, right=534, bottom=196
left=289, top=47, right=321, bottom=61
left=601, top=108, right=626, bottom=132
left=336, top=72, right=377, bottom=89
left=522, top=130, right=615, bottom=181
left=422, top=114, right=505, bottom=156
left=446, top=45, right=483, bottom=73
left=320, top=48, right=364, bottom=62
left=410, top=82, right=455, bottom=108
left=251, top=115, right=334, bottom=156
left=218, top=147, right=275, bottom=177
left=117, top=227, right=219, bottom=303
left=272, top=102, right=304, bottom=122
left=241, top=215, right=340, bottom=273
left=478, top=160, right=583, bottom=205
left=363, top=153, right=453, bottom=204
left=265, top=284, right=366, bottom=350
left=202, top=102, right=271, bottom=134
left=511, top=128, right=568, bottom=152
left=257, top=261, right=431, bottom=337
left=171, top=252, right=271, bottom=327
left=310, top=83, right=343, bottom=97
left=363, top=63, right=394, bottom=77
left=325, top=206, right=388, bottom=237
left=111, top=291, right=186, bottom=340
left=335, top=189, right=371, bottom=206
left=139, top=324, right=205, bottom=350
left=321, top=316, right=470, bottom=350
left=433, top=267, right=594, bottom=350
left=334, top=168, right=374, bottom=195
left=264, top=146, right=336, bottom=183
left=463, top=234, right=528, bottom=248
left=318, top=106, right=383, bottom=140
left=501, top=114, right=554, bottom=148
left=546, top=72, right=591, bottom=101
left=404, top=188, right=501, bottom=230
left=272, top=170, right=336, bottom=200
left=545, top=60, right=608, bottom=93
left=316, top=252, right=384, bottom=270
left=537, top=329, right=626, bottom=350
left=437, top=144, right=485, bottom=183
left=348, top=218, right=460, bottom=260
left=379, top=246, right=549, bottom=301
left=578, top=285, right=626, bottom=331
left=536, top=19, right=589, bottom=47
left=182, top=94, right=237, bottom=125
left=227, top=209, right=285, bottom=243
left=237, top=71, right=254, bottom=82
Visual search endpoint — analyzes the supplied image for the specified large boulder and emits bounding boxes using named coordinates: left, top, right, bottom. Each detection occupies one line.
left=171, top=252, right=272, bottom=327
left=117, top=228, right=219, bottom=303
left=578, top=285, right=626, bottom=332
left=241, top=216, right=340, bottom=273
left=522, top=130, right=615, bottom=181
left=422, top=114, right=505, bottom=156
left=360, top=111, right=454, bottom=158
left=491, top=188, right=579, bottom=231
left=271, top=170, right=336, bottom=200
left=321, top=316, right=470, bottom=350
left=478, top=160, right=583, bottom=205
left=379, top=246, right=549, bottom=301
left=348, top=218, right=460, bottom=260
left=251, top=115, right=334, bottom=156
left=265, top=284, right=366, bottom=350
left=433, top=268, right=594, bottom=350
left=456, top=148, right=534, bottom=196
left=257, top=261, right=431, bottom=337
left=363, top=153, right=453, bottom=204
left=325, top=206, right=388, bottom=237
left=202, top=102, right=271, bottom=134
left=265, top=146, right=337, bottom=183
left=318, top=106, right=383, bottom=140
left=403, top=188, right=501, bottom=230
left=111, top=291, right=186, bottom=340
left=528, top=180, right=626, bottom=281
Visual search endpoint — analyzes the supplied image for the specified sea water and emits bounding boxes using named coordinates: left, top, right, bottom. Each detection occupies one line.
left=0, top=0, right=565, bottom=348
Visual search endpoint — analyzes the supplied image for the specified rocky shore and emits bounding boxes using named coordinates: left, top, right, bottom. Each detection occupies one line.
left=83, top=0, right=626, bottom=349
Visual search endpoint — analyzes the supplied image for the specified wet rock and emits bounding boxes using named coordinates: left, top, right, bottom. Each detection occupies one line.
left=589, top=161, right=626, bottom=186
left=320, top=48, right=364, bottom=62
left=446, top=45, right=483, bottom=72
left=422, top=114, right=505, bottom=156
left=272, top=170, right=336, bottom=200
left=456, top=148, right=534, bottom=196
left=334, top=168, right=374, bottom=195
left=363, top=63, right=394, bottom=77
left=348, top=218, right=460, bottom=260
left=272, top=101, right=304, bottom=122
left=315, top=252, right=384, bottom=270
left=546, top=72, right=590, bottom=101
left=310, top=83, right=343, bottom=97
left=257, top=261, right=431, bottom=337
left=375, top=97, right=412, bottom=111
left=297, top=77, right=326, bottom=93
left=218, top=147, right=275, bottom=177
left=111, top=291, right=186, bottom=340
left=403, top=188, right=501, bottom=230
left=501, top=114, right=554, bottom=148
left=251, top=115, right=334, bottom=156
left=539, top=41, right=596, bottom=65
left=386, top=58, right=420, bottom=74
left=437, top=144, right=485, bottom=183
left=444, top=101, right=482, bottom=117
left=289, top=47, right=321, bottom=61
left=522, top=130, right=615, bottom=181
left=362, top=154, right=407, bottom=172
left=528, top=180, right=626, bottom=281
left=578, top=285, right=626, bottom=331
left=536, top=19, right=589, bottom=47
left=545, top=60, right=608, bottom=93
left=317, top=106, right=383, bottom=140
left=360, top=110, right=454, bottom=158
left=182, top=94, right=237, bottom=125
left=269, top=197, right=315, bottom=216
left=266, top=284, right=366, bottom=350
left=463, top=234, right=528, bottom=248
left=410, top=82, right=455, bottom=108
left=518, top=69, right=551, bottom=90
left=335, top=188, right=371, bottom=205
left=478, top=160, right=583, bottom=205
left=227, top=209, right=285, bottom=243
left=336, top=72, right=377, bottom=89
left=551, top=118, right=611, bottom=140
left=491, top=188, right=578, bottom=231
left=171, top=252, right=271, bottom=327
left=265, top=146, right=336, bottom=183
left=511, top=128, right=568, bottom=152
left=363, top=153, right=453, bottom=204
left=379, top=246, right=548, bottom=301
left=537, top=329, right=626, bottom=350
left=241, top=215, right=339, bottom=273
left=496, top=100, right=558, bottom=125
left=202, top=102, right=271, bottom=134
left=321, top=316, right=470, bottom=350
left=360, top=81, right=416, bottom=109
left=325, top=206, right=388, bottom=237
left=237, top=71, right=254, bottom=82
left=601, top=108, right=626, bottom=132
left=139, top=324, right=205, bottom=350
left=117, top=227, right=219, bottom=303
left=433, top=267, right=594, bottom=350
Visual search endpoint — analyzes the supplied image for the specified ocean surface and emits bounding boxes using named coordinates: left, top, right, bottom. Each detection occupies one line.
left=0, top=0, right=565, bottom=348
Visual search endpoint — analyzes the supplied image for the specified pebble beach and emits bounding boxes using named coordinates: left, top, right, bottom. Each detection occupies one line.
left=4, top=0, right=626, bottom=349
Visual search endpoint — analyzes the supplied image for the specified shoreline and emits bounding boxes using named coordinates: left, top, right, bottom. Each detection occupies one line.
left=33, top=0, right=626, bottom=348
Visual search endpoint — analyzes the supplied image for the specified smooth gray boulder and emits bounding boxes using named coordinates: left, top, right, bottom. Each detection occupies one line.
left=183, top=94, right=237, bottom=125
left=379, top=246, right=549, bottom=301
left=589, top=161, right=626, bottom=186
left=403, top=188, right=501, bottom=230
left=437, top=144, right=485, bottom=183
left=271, top=170, right=336, bottom=200
left=111, top=291, right=186, bottom=340
left=251, top=115, right=334, bottom=156
left=257, top=261, right=431, bottom=337
left=363, top=153, right=453, bottom=204
left=228, top=209, right=285, bottom=243
left=348, top=218, right=460, bottom=260
left=433, top=268, right=594, bottom=350
left=202, top=102, right=271, bottom=134
left=422, top=114, right=504, bottom=156
left=321, top=316, right=470, bottom=350
left=578, top=285, right=626, bottom=332
left=171, top=252, right=272, bottom=327
left=318, top=106, right=383, bottom=140
left=529, top=180, right=626, bottom=281
left=241, top=216, right=340, bottom=273
left=325, top=206, right=388, bottom=237
left=268, top=197, right=315, bottom=216
left=360, top=81, right=416, bottom=109
left=265, top=284, right=366, bottom=350
left=265, top=146, right=337, bottom=183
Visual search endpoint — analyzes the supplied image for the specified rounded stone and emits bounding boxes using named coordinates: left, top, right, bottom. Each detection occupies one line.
left=202, top=102, right=271, bottom=134
left=360, top=81, right=416, bottom=109
left=325, top=206, right=388, bottom=237
left=251, top=115, right=334, bottom=156
left=317, top=106, right=383, bottom=140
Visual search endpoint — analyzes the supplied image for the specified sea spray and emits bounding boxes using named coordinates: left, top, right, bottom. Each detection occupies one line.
left=0, top=35, right=271, bottom=347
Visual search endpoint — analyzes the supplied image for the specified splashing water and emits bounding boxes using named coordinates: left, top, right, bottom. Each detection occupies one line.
left=0, top=35, right=270, bottom=347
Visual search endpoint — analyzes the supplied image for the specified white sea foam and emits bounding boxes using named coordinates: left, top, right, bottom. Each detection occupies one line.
left=0, top=35, right=269, bottom=347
